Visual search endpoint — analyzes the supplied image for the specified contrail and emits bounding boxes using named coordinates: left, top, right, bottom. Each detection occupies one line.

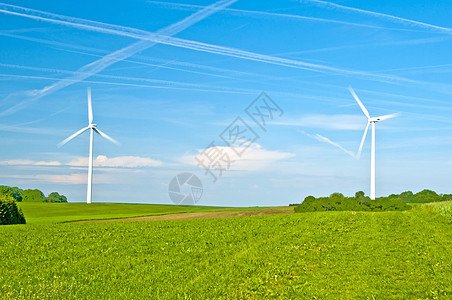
left=147, top=0, right=421, bottom=32
left=0, top=3, right=420, bottom=79
left=0, top=63, right=239, bottom=90
left=0, top=31, right=256, bottom=82
left=314, top=134, right=356, bottom=158
left=276, top=36, right=450, bottom=57
left=0, top=0, right=238, bottom=117
left=0, top=73, right=257, bottom=95
left=304, top=0, right=452, bottom=34
left=301, top=130, right=356, bottom=158
left=1, top=1, right=451, bottom=101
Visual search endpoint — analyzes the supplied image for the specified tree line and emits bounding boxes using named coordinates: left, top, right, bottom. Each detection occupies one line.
left=0, top=185, right=68, bottom=203
left=295, top=189, right=451, bottom=213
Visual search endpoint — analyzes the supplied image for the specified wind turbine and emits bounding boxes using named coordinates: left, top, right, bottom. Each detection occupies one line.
left=58, top=88, right=119, bottom=204
left=349, top=87, right=398, bottom=200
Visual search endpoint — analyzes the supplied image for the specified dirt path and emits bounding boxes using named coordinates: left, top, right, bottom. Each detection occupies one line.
left=77, top=209, right=293, bottom=223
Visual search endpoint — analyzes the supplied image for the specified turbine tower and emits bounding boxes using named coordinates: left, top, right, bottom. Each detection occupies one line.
left=58, top=88, right=119, bottom=204
left=349, top=87, right=398, bottom=200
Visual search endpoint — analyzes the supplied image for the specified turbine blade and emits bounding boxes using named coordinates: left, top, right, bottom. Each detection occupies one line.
left=349, top=86, right=370, bottom=119
left=377, top=113, right=400, bottom=121
left=88, top=88, right=93, bottom=125
left=57, top=126, right=90, bottom=147
left=93, top=128, right=120, bottom=145
left=357, top=121, right=370, bottom=159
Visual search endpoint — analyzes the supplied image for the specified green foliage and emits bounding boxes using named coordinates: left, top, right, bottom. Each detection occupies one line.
left=413, top=189, right=442, bottom=203
left=295, top=192, right=408, bottom=213
left=355, top=190, right=365, bottom=198
left=442, top=194, right=452, bottom=202
left=0, top=185, right=23, bottom=202
left=44, top=192, right=68, bottom=203
left=400, top=191, right=414, bottom=202
left=426, top=201, right=452, bottom=220
left=0, top=195, right=26, bottom=225
left=21, top=189, right=45, bottom=202
left=0, top=209, right=450, bottom=298
left=389, top=190, right=443, bottom=203
left=1, top=185, right=68, bottom=203
left=300, top=189, right=448, bottom=213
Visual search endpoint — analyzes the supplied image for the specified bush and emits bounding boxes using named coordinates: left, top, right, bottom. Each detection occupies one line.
left=21, top=189, right=45, bottom=202
left=413, top=189, right=441, bottom=203
left=441, top=194, right=452, bottom=202
left=294, top=192, right=409, bottom=213
left=44, top=192, right=68, bottom=203
left=1, top=185, right=68, bottom=203
left=0, top=185, right=23, bottom=202
left=0, top=195, right=26, bottom=225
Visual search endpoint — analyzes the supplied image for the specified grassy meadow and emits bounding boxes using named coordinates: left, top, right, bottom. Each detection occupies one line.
left=16, top=202, right=292, bottom=224
left=0, top=202, right=451, bottom=299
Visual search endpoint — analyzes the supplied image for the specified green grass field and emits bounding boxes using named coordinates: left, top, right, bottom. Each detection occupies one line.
left=1, top=203, right=451, bottom=299
left=16, top=202, right=292, bottom=224
left=16, top=202, right=222, bottom=224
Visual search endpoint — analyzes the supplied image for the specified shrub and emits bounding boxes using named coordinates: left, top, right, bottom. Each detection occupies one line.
left=0, top=185, right=23, bottom=202
left=441, top=194, right=452, bottom=202
left=399, top=191, right=414, bottom=203
left=21, top=189, right=45, bottom=202
left=0, top=195, right=26, bottom=225
left=294, top=192, right=409, bottom=213
left=413, top=189, right=441, bottom=203
left=44, top=192, right=68, bottom=203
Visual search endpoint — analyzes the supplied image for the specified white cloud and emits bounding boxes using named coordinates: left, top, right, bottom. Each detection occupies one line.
left=0, top=155, right=162, bottom=168
left=0, top=173, right=107, bottom=184
left=39, top=174, right=87, bottom=184
left=183, top=143, right=295, bottom=171
left=0, top=159, right=61, bottom=166
left=34, top=161, right=62, bottom=166
left=275, top=114, right=365, bottom=130
left=67, top=155, right=163, bottom=168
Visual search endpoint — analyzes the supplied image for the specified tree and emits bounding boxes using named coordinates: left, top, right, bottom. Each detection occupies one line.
left=413, top=189, right=441, bottom=203
left=399, top=191, right=414, bottom=203
left=355, top=191, right=365, bottom=198
left=294, top=192, right=409, bottom=213
left=44, top=192, right=68, bottom=203
left=330, top=192, right=344, bottom=198
left=441, top=194, right=452, bottom=202
left=303, top=196, right=316, bottom=204
left=21, top=189, right=45, bottom=202
left=0, top=185, right=23, bottom=202
left=0, top=194, right=26, bottom=225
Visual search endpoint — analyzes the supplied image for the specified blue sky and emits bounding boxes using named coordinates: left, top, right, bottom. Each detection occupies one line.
left=1, top=0, right=452, bottom=206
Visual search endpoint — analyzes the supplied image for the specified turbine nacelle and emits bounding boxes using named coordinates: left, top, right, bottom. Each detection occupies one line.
left=369, top=117, right=382, bottom=123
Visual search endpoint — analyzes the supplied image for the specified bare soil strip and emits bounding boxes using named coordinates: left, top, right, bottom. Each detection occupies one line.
left=77, top=210, right=293, bottom=223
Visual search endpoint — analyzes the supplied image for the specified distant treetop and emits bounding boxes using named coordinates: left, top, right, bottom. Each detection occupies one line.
left=0, top=185, right=68, bottom=203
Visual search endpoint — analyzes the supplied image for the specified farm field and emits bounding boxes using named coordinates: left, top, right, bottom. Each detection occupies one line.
left=1, top=203, right=451, bottom=299
left=16, top=202, right=292, bottom=224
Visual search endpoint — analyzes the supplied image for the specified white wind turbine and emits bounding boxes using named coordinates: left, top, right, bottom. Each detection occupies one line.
left=349, top=87, right=398, bottom=200
left=58, top=88, right=119, bottom=204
